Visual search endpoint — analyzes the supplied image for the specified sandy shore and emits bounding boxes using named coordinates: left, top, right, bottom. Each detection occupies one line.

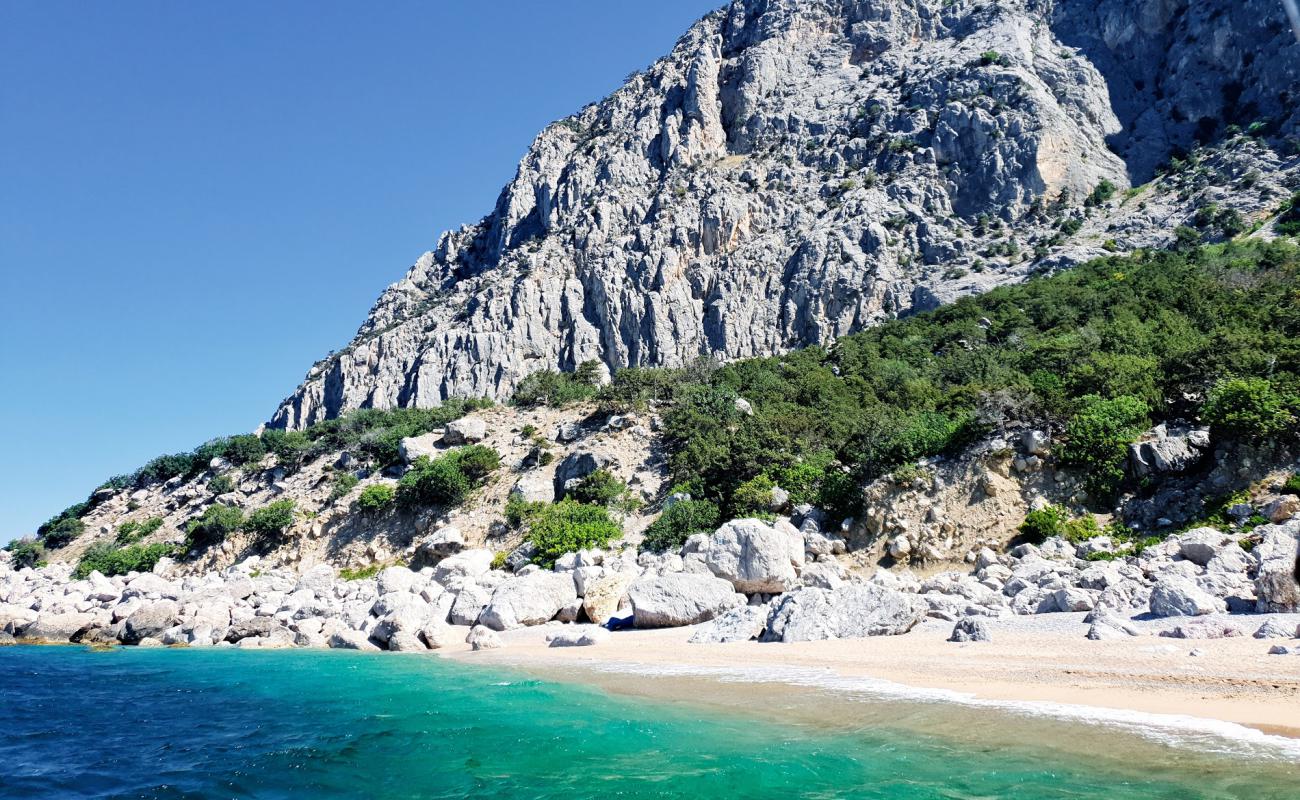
left=450, top=612, right=1300, bottom=742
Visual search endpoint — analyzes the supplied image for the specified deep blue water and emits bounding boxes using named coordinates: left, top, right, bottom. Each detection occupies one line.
left=1, top=645, right=1296, bottom=799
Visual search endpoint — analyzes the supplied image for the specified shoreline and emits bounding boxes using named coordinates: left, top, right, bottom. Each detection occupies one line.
left=451, top=613, right=1300, bottom=753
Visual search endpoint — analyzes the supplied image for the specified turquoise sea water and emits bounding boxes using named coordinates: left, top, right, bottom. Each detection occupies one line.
left=1, top=645, right=1297, bottom=799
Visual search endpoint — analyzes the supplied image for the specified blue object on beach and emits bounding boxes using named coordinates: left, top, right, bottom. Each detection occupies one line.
left=602, top=615, right=634, bottom=631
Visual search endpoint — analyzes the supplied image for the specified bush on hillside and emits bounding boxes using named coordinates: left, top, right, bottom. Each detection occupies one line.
left=1202, top=377, right=1296, bottom=442
left=74, top=542, right=176, bottom=579
left=5, top=538, right=44, bottom=569
left=566, top=470, right=627, bottom=507
left=246, top=500, right=296, bottom=540
left=329, top=472, right=360, bottom=502
left=512, top=360, right=604, bottom=407
left=41, top=516, right=85, bottom=549
left=526, top=500, right=622, bottom=568
left=116, top=516, right=163, bottom=545
left=397, top=446, right=500, bottom=508
left=356, top=483, right=395, bottom=511
left=185, top=504, right=245, bottom=548
left=1059, top=395, right=1150, bottom=501
left=208, top=474, right=236, bottom=494
left=640, top=499, right=721, bottom=553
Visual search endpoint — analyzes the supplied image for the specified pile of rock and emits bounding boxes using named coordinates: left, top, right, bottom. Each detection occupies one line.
left=3, top=511, right=1297, bottom=653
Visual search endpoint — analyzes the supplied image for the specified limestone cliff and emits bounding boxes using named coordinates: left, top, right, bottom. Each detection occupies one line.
left=271, top=0, right=1300, bottom=429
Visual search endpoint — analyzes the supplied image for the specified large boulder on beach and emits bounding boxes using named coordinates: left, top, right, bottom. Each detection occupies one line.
left=948, top=617, right=990, bottom=643
left=687, top=518, right=804, bottom=594
left=123, top=600, right=180, bottom=644
left=628, top=574, right=744, bottom=628
left=432, top=549, right=495, bottom=585
left=295, top=564, right=337, bottom=598
left=448, top=583, right=491, bottom=626
left=582, top=572, right=633, bottom=624
left=467, top=625, right=502, bottom=651
left=1253, top=521, right=1300, bottom=613
left=479, top=572, right=578, bottom=631
left=761, top=584, right=928, bottom=643
left=328, top=629, right=380, bottom=651
left=1148, top=576, right=1227, bottom=617
left=687, top=604, right=769, bottom=644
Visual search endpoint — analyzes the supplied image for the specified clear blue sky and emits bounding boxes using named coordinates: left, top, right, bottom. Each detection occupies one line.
left=0, top=1, right=719, bottom=542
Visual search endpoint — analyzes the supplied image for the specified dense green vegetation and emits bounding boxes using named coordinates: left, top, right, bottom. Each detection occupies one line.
left=116, top=516, right=163, bottom=545
left=74, top=542, right=177, bottom=579
left=511, top=360, right=604, bottom=408
left=522, top=241, right=1300, bottom=521
left=185, top=504, right=245, bottom=548
left=329, top=473, right=360, bottom=502
left=524, top=499, right=623, bottom=568
left=6, top=539, right=44, bottom=569
left=396, top=445, right=500, bottom=508
left=641, top=499, right=721, bottom=553
left=246, top=500, right=297, bottom=540
left=356, top=483, right=396, bottom=511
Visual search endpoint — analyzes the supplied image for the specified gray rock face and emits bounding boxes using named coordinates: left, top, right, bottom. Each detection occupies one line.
left=762, top=584, right=928, bottom=643
left=1148, top=576, right=1227, bottom=618
left=1252, top=618, right=1297, bottom=640
left=444, top=417, right=487, bottom=445
left=123, top=600, right=180, bottom=644
left=21, top=612, right=96, bottom=643
left=1254, top=521, right=1300, bottom=613
left=687, top=604, right=769, bottom=644
left=688, top=518, right=804, bottom=593
left=948, top=617, right=990, bottom=643
left=1128, top=426, right=1209, bottom=478
left=628, top=574, right=744, bottom=628
left=269, top=0, right=1300, bottom=430
left=479, top=572, right=578, bottom=631
left=1177, top=527, right=1233, bottom=567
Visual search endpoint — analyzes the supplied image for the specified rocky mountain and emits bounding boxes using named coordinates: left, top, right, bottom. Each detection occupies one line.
left=273, top=0, right=1300, bottom=429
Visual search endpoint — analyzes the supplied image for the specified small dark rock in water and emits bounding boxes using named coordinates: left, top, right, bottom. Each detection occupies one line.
left=1268, top=645, right=1298, bottom=656
left=949, top=617, right=990, bottom=643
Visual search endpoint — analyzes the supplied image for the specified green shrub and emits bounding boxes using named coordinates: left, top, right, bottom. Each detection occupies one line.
left=261, top=428, right=311, bottom=465
left=1059, top=395, right=1150, bottom=501
left=511, top=361, right=604, bottom=408
left=398, top=456, right=471, bottom=507
left=74, top=542, right=176, bottom=579
left=329, top=472, right=360, bottom=502
left=732, top=474, right=777, bottom=517
left=41, top=516, right=85, bottom=548
left=397, top=446, right=500, bottom=508
left=117, top=516, right=163, bottom=545
left=339, top=563, right=383, bottom=581
left=1276, top=192, right=1300, bottom=236
left=641, top=499, right=721, bottom=553
left=1283, top=473, right=1300, bottom=496
left=526, top=500, right=622, bottom=568
left=356, top=483, right=395, bottom=512
left=1085, top=180, right=1117, bottom=207
left=208, top=474, right=236, bottom=494
left=246, top=500, right=296, bottom=540
left=1202, top=377, right=1296, bottom=442
left=490, top=551, right=509, bottom=571
left=5, top=538, right=44, bottom=569
left=567, top=470, right=627, bottom=507
left=221, top=434, right=267, bottom=467
left=186, top=504, right=245, bottom=547
left=505, top=494, right=545, bottom=528
left=979, top=50, right=1008, bottom=66
left=1019, top=505, right=1070, bottom=543
left=448, top=444, right=501, bottom=482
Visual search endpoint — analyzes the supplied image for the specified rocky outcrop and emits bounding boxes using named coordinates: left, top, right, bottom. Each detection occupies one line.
left=269, top=0, right=1300, bottom=429
left=628, top=574, right=744, bottom=628
left=1255, top=521, right=1300, bottom=613
left=762, top=583, right=928, bottom=642
left=685, top=518, right=803, bottom=593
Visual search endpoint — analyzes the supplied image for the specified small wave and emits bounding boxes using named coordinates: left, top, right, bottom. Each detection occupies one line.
left=577, top=660, right=1300, bottom=762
